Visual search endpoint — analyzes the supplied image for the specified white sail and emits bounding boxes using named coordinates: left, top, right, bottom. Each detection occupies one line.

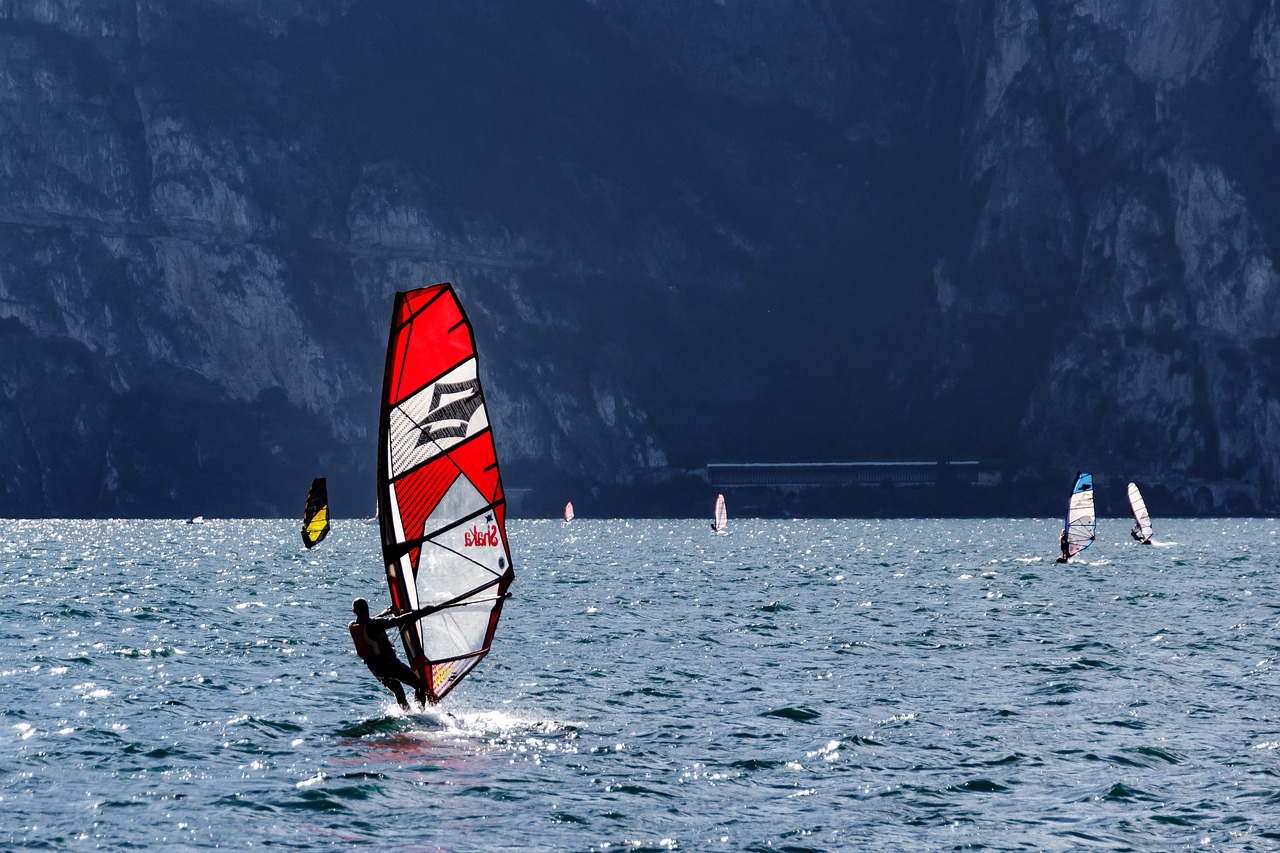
left=712, top=493, right=727, bottom=533
left=1127, top=482, right=1153, bottom=543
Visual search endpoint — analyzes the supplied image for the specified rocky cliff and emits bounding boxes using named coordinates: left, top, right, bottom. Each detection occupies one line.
left=935, top=0, right=1280, bottom=514
left=0, top=0, right=1276, bottom=517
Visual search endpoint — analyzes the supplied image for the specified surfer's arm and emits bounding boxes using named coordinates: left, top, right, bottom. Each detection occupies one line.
left=384, top=607, right=437, bottom=628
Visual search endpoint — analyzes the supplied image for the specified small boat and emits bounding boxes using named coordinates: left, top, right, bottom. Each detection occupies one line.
left=712, top=493, right=727, bottom=533
left=1056, top=472, right=1095, bottom=563
left=301, top=477, right=330, bottom=549
left=1127, top=482, right=1153, bottom=544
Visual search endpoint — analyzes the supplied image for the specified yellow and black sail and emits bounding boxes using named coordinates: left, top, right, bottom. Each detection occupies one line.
left=301, top=477, right=330, bottom=549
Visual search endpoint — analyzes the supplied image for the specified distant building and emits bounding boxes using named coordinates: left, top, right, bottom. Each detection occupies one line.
left=706, top=461, right=1000, bottom=489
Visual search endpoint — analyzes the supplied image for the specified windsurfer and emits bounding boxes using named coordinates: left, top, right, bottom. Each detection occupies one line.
left=349, top=597, right=433, bottom=710
left=1057, top=529, right=1070, bottom=563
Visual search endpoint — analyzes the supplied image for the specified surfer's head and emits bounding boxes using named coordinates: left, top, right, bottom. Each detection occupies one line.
left=351, top=597, right=370, bottom=618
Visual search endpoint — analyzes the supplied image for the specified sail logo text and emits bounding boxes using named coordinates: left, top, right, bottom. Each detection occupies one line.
left=464, top=524, right=500, bottom=548
left=418, top=377, right=483, bottom=447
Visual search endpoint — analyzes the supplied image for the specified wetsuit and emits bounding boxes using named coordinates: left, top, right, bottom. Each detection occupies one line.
left=350, top=610, right=431, bottom=709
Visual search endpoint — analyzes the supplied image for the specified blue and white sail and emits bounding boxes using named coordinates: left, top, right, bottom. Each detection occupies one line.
left=1062, top=471, right=1096, bottom=559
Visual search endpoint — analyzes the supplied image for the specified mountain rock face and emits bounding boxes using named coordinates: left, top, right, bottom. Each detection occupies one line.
left=0, top=0, right=1276, bottom=517
left=935, top=0, right=1280, bottom=514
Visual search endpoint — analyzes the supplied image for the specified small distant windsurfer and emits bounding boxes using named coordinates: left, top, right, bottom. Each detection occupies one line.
left=1130, top=523, right=1150, bottom=544
left=349, top=597, right=434, bottom=711
left=1057, top=529, right=1070, bottom=563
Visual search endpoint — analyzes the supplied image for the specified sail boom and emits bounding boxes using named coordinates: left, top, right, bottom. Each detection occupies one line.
left=415, top=584, right=510, bottom=616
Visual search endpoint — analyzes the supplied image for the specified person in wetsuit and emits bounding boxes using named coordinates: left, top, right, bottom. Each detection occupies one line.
left=349, top=597, right=434, bottom=710
left=1057, top=529, right=1071, bottom=563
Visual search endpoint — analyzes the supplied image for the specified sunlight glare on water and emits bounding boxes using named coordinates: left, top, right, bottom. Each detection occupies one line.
left=2, top=517, right=1280, bottom=850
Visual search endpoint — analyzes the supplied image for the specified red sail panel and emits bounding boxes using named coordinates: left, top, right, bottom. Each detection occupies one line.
left=377, top=283, right=514, bottom=704
left=389, top=435, right=507, bottom=572
left=386, top=287, right=474, bottom=408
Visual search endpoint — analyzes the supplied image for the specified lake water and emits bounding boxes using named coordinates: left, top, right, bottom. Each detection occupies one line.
left=3, top=517, right=1280, bottom=851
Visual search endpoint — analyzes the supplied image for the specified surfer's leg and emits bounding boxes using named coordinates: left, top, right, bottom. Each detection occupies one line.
left=389, top=661, right=430, bottom=707
left=378, top=675, right=410, bottom=710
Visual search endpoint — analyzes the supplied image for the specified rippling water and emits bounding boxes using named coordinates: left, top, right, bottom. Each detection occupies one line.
left=3, top=517, right=1280, bottom=850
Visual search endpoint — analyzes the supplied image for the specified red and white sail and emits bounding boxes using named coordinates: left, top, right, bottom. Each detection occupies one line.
left=377, top=284, right=514, bottom=703
left=563, top=501, right=574, bottom=523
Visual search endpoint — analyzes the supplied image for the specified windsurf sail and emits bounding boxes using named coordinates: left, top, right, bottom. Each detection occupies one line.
left=712, top=493, right=727, bottom=532
left=376, top=283, right=515, bottom=704
left=1061, top=471, right=1096, bottom=559
left=1127, top=482, right=1152, bottom=543
left=301, top=477, right=330, bottom=549
left=563, top=501, right=574, bottom=523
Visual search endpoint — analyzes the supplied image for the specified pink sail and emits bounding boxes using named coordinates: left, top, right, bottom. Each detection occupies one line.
left=713, top=493, right=727, bottom=532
